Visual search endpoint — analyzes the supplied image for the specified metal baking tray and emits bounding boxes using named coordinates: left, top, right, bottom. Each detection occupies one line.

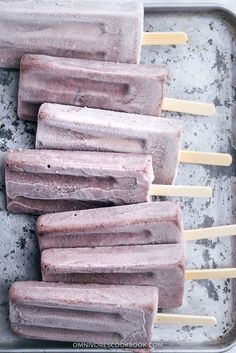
left=1, top=0, right=236, bottom=352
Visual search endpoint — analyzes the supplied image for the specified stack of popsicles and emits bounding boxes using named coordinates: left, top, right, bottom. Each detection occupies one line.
left=10, top=202, right=236, bottom=349
left=3, top=0, right=235, bottom=351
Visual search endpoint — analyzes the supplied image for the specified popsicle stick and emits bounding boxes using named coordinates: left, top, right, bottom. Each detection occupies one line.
left=184, top=225, right=236, bottom=241
left=142, top=32, right=188, bottom=45
left=185, top=268, right=236, bottom=280
left=162, top=98, right=216, bottom=117
left=149, top=185, right=212, bottom=198
left=155, top=313, right=217, bottom=327
left=180, top=151, right=232, bottom=167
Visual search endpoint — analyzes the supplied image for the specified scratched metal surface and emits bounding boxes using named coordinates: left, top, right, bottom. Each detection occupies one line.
left=142, top=9, right=236, bottom=352
left=0, top=5, right=236, bottom=353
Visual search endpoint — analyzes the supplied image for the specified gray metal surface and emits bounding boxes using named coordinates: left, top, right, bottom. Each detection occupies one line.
left=0, top=1, right=236, bottom=352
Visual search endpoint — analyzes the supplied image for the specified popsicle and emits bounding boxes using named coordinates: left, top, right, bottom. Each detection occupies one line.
left=9, top=281, right=216, bottom=346
left=5, top=149, right=153, bottom=214
left=5, top=149, right=211, bottom=215
left=18, top=54, right=215, bottom=121
left=36, top=104, right=183, bottom=184
left=37, top=202, right=183, bottom=251
left=0, top=0, right=187, bottom=69
left=36, top=103, right=232, bottom=184
left=41, top=243, right=185, bottom=308
left=41, top=244, right=236, bottom=308
left=37, top=202, right=236, bottom=251
left=10, top=281, right=158, bottom=347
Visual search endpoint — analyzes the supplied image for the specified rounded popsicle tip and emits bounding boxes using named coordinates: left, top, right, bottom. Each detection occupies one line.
left=189, top=315, right=217, bottom=327
left=169, top=31, right=188, bottom=44
left=181, top=32, right=188, bottom=44
left=205, top=316, right=217, bottom=326
left=207, top=103, right=217, bottom=117
left=185, top=186, right=212, bottom=198
left=224, top=154, right=233, bottom=166
left=200, top=186, right=212, bottom=198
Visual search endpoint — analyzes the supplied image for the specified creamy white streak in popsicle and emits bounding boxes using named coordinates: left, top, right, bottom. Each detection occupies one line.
left=5, top=150, right=154, bottom=214
left=0, top=0, right=143, bottom=68
left=37, top=202, right=183, bottom=251
left=18, top=54, right=167, bottom=121
left=10, top=281, right=158, bottom=347
left=41, top=243, right=185, bottom=309
left=36, top=104, right=183, bottom=184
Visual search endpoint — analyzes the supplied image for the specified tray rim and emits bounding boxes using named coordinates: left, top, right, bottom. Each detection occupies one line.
left=1, top=1, right=236, bottom=352
left=144, top=0, right=236, bottom=17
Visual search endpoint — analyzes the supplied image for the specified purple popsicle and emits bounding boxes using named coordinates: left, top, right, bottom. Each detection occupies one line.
left=36, top=103, right=183, bottom=185
left=0, top=0, right=144, bottom=68
left=37, top=202, right=183, bottom=251
left=41, top=243, right=185, bottom=309
left=5, top=149, right=154, bottom=214
left=18, top=54, right=167, bottom=121
left=10, top=281, right=158, bottom=348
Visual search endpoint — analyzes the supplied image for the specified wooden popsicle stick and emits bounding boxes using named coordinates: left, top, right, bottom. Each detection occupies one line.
left=162, top=98, right=216, bottom=117
left=185, top=268, right=236, bottom=281
left=180, top=151, right=232, bottom=167
left=184, top=225, right=236, bottom=241
left=149, top=185, right=212, bottom=198
left=155, top=313, right=217, bottom=327
left=142, top=32, right=188, bottom=45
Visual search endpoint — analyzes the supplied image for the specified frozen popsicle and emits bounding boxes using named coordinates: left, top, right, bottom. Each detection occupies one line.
left=9, top=281, right=158, bottom=347
left=9, top=281, right=216, bottom=346
left=0, top=0, right=187, bottom=69
left=35, top=103, right=232, bottom=185
left=18, top=54, right=215, bottom=121
left=37, top=202, right=236, bottom=251
left=36, top=104, right=183, bottom=185
left=5, top=149, right=211, bottom=215
left=41, top=243, right=185, bottom=308
left=37, top=202, right=183, bottom=251
left=5, top=149, right=153, bottom=214
left=41, top=244, right=236, bottom=309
